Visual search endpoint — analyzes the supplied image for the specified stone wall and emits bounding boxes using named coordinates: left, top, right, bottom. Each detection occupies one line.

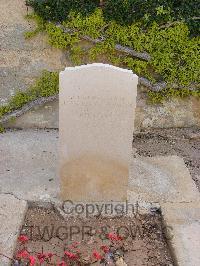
left=1, top=0, right=200, bottom=130
left=135, top=91, right=200, bottom=129
left=4, top=92, right=200, bottom=130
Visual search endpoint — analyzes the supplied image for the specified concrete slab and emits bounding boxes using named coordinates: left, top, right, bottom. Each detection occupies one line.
left=0, top=194, right=27, bottom=265
left=128, top=155, right=200, bottom=203
left=0, top=130, right=199, bottom=205
left=0, top=129, right=59, bottom=201
left=162, top=202, right=200, bottom=266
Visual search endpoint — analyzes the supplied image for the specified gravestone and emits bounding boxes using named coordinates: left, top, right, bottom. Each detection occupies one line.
left=59, top=63, right=138, bottom=201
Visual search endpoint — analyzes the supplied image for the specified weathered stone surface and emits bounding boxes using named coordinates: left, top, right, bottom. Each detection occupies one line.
left=59, top=64, right=138, bottom=201
left=0, top=129, right=59, bottom=201
left=162, top=202, right=200, bottom=266
left=4, top=100, right=59, bottom=129
left=135, top=92, right=200, bottom=129
left=0, top=194, right=27, bottom=265
left=4, top=91, right=200, bottom=130
left=0, top=0, right=67, bottom=105
left=128, top=155, right=200, bottom=203
left=0, top=129, right=198, bottom=204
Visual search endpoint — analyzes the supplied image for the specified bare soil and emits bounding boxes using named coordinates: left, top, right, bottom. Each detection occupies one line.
left=133, top=127, right=200, bottom=191
left=14, top=207, right=174, bottom=266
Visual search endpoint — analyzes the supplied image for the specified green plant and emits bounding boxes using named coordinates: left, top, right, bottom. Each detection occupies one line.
left=23, top=6, right=200, bottom=104
left=27, top=0, right=99, bottom=22
left=44, top=10, right=199, bottom=89
left=24, top=14, right=46, bottom=39
left=0, top=71, right=59, bottom=120
left=148, top=88, right=200, bottom=104
left=103, top=0, right=199, bottom=35
left=27, top=0, right=200, bottom=35
left=123, top=57, right=155, bottom=82
left=0, top=125, right=5, bottom=133
left=46, top=23, right=79, bottom=49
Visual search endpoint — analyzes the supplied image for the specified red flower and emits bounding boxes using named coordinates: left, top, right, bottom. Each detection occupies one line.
left=18, top=235, right=29, bottom=243
left=64, top=251, right=78, bottom=260
left=93, top=250, right=103, bottom=260
left=57, top=261, right=68, bottom=266
left=101, top=245, right=110, bottom=253
left=107, top=232, right=123, bottom=241
left=37, top=252, right=54, bottom=262
left=71, top=241, right=80, bottom=248
left=47, top=252, right=54, bottom=259
left=37, top=253, right=46, bottom=263
left=16, top=250, right=29, bottom=259
left=68, top=241, right=80, bottom=250
left=29, top=256, right=36, bottom=266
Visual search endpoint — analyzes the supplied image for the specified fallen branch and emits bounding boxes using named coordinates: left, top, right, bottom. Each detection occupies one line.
left=0, top=94, right=58, bottom=125
left=139, top=77, right=167, bottom=91
left=191, top=16, right=200, bottom=20
left=63, top=27, right=151, bottom=61
left=159, top=21, right=181, bottom=29
left=139, top=77, right=198, bottom=92
left=83, top=35, right=151, bottom=61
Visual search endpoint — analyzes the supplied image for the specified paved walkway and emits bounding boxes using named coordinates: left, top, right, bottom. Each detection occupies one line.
left=0, top=194, right=27, bottom=265
left=0, top=129, right=59, bottom=201
left=1, top=129, right=199, bottom=204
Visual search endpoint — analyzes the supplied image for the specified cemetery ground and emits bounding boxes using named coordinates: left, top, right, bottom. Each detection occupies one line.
left=0, top=127, right=200, bottom=265
left=133, top=127, right=200, bottom=191
left=0, top=0, right=200, bottom=265
left=14, top=206, right=173, bottom=265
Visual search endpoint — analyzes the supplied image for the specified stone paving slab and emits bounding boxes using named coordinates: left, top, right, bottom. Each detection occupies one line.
left=1, top=130, right=199, bottom=205
left=0, top=129, right=59, bottom=202
left=162, top=202, right=200, bottom=266
left=128, top=155, right=200, bottom=203
left=0, top=194, right=27, bottom=265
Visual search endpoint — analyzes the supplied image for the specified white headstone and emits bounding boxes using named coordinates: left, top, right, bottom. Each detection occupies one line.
left=59, top=63, right=138, bottom=201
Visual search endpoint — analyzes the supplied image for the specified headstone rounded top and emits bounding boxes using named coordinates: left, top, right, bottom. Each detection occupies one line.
left=61, top=63, right=136, bottom=76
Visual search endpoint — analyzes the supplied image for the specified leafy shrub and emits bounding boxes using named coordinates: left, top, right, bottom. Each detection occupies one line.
left=104, top=0, right=173, bottom=25
left=27, top=0, right=200, bottom=35
left=148, top=88, right=200, bottom=104
left=23, top=6, right=200, bottom=104
left=24, top=14, right=46, bottom=39
left=103, top=0, right=200, bottom=35
left=27, top=0, right=99, bottom=22
left=26, top=9, right=200, bottom=92
left=62, top=10, right=200, bottom=88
